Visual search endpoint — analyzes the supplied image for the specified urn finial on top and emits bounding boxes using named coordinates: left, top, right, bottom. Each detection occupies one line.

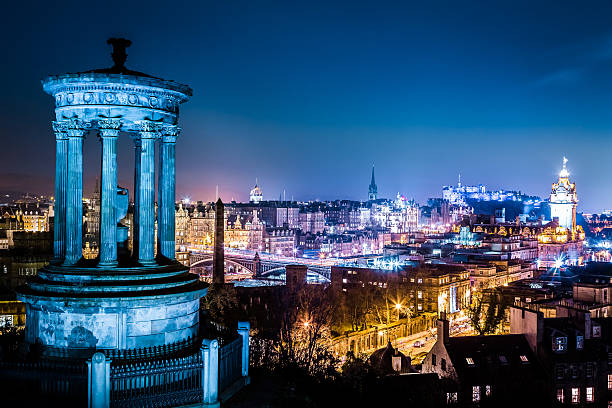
left=107, top=38, right=132, bottom=70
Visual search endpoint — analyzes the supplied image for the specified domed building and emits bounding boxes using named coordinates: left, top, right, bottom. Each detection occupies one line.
left=249, top=179, right=263, bottom=203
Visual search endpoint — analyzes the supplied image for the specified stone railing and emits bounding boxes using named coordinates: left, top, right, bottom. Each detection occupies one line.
left=0, top=321, right=251, bottom=408
left=89, top=321, right=251, bottom=408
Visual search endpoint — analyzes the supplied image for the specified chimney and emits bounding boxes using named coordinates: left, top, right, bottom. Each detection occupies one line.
left=286, top=264, right=307, bottom=293
left=213, top=198, right=225, bottom=285
left=585, top=312, right=592, bottom=340
left=437, top=313, right=450, bottom=345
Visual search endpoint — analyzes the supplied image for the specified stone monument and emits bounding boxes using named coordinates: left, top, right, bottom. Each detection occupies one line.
left=16, top=39, right=207, bottom=356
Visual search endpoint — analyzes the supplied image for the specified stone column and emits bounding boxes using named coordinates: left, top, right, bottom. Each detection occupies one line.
left=158, top=125, right=179, bottom=260
left=98, top=119, right=121, bottom=266
left=237, top=321, right=250, bottom=378
left=87, top=352, right=110, bottom=408
left=201, top=339, right=220, bottom=407
left=136, top=122, right=158, bottom=265
left=64, top=120, right=89, bottom=266
left=52, top=121, right=68, bottom=262
left=132, top=137, right=141, bottom=259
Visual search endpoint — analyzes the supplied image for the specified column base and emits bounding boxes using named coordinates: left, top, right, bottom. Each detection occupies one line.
left=62, top=258, right=81, bottom=267
left=97, top=260, right=118, bottom=268
left=139, top=259, right=157, bottom=266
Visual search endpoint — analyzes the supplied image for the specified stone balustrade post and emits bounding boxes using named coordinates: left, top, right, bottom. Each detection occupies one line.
left=87, top=352, right=110, bottom=408
left=98, top=119, right=121, bottom=266
left=63, top=119, right=89, bottom=265
left=52, top=121, right=68, bottom=262
left=158, top=125, right=179, bottom=260
left=200, top=338, right=220, bottom=407
left=135, top=121, right=158, bottom=265
left=237, top=321, right=250, bottom=378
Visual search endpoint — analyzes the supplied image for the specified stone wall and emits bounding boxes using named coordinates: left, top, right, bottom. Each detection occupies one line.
left=25, top=293, right=201, bottom=350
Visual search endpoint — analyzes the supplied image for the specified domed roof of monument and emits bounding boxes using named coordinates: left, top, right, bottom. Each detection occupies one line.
left=42, top=38, right=192, bottom=97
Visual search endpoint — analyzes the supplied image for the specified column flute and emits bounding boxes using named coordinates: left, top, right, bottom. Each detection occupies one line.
left=135, top=121, right=159, bottom=265
left=52, top=121, right=68, bottom=262
left=158, top=125, right=179, bottom=260
left=98, top=119, right=121, bottom=266
left=64, top=119, right=89, bottom=266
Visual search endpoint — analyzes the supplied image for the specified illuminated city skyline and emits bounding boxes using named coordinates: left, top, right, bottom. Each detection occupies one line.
left=3, top=2, right=612, bottom=211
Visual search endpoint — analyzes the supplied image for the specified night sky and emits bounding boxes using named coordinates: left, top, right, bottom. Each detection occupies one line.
left=3, top=1, right=612, bottom=211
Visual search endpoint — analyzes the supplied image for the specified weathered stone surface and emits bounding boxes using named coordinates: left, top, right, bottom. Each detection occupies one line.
left=151, top=318, right=177, bottom=334
left=127, top=321, right=151, bottom=337
left=127, top=332, right=165, bottom=348
left=165, top=325, right=198, bottom=344
left=128, top=306, right=166, bottom=323
left=166, top=298, right=199, bottom=318
left=175, top=310, right=199, bottom=330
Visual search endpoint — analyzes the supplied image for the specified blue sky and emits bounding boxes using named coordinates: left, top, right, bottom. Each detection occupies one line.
left=2, top=1, right=612, bottom=211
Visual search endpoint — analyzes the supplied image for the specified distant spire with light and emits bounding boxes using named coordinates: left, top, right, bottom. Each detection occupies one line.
left=368, top=164, right=378, bottom=201
left=559, top=156, right=570, bottom=178
left=550, top=156, right=578, bottom=234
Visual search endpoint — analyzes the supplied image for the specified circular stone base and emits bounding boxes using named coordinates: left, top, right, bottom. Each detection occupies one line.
left=16, top=261, right=207, bottom=353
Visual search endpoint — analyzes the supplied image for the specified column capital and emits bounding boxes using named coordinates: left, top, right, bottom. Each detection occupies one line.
left=65, top=119, right=91, bottom=137
left=52, top=121, right=68, bottom=139
left=135, top=120, right=163, bottom=139
left=160, top=124, right=181, bottom=143
left=98, top=119, right=122, bottom=138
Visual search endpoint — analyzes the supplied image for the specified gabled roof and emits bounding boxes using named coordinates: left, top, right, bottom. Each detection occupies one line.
left=445, top=334, right=541, bottom=382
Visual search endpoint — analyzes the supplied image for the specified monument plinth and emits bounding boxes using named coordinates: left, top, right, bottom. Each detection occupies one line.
left=16, top=39, right=206, bottom=356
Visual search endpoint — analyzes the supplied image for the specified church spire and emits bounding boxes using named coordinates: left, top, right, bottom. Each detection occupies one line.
left=368, top=164, right=378, bottom=201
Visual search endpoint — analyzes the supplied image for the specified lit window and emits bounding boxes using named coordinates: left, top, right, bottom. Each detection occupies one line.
left=499, top=355, right=508, bottom=364
left=446, top=392, right=457, bottom=404
left=608, top=374, right=612, bottom=390
left=577, top=335, right=584, bottom=350
left=418, top=291, right=423, bottom=299
left=485, top=385, right=491, bottom=397
left=572, top=388, right=580, bottom=404
left=417, top=304, right=422, bottom=311
left=520, top=355, right=528, bottom=363
left=417, top=278, right=423, bottom=283
left=586, top=387, right=594, bottom=403
left=553, top=336, right=567, bottom=352
left=472, top=386, right=480, bottom=402
left=557, top=388, right=564, bottom=403
left=342, top=278, right=347, bottom=284
left=466, top=357, right=475, bottom=365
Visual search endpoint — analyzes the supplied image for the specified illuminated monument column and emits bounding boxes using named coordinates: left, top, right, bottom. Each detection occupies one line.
left=98, top=119, right=121, bottom=266
left=136, top=122, right=157, bottom=265
left=52, top=121, right=68, bottom=261
left=64, top=120, right=89, bottom=265
left=158, top=125, right=179, bottom=260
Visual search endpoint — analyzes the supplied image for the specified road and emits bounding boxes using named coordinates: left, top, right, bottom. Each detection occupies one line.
left=395, top=316, right=473, bottom=363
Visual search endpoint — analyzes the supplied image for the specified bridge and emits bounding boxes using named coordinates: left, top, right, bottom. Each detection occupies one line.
left=188, top=250, right=332, bottom=281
